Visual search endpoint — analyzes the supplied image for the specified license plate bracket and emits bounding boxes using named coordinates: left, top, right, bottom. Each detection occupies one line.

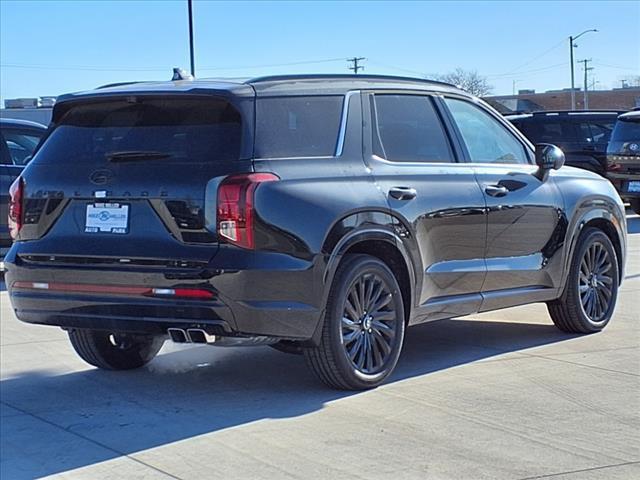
left=85, top=203, right=129, bottom=234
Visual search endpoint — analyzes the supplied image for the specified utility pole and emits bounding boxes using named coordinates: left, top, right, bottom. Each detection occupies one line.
left=188, top=0, right=195, bottom=77
left=569, top=29, right=597, bottom=110
left=348, top=57, right=365, bottom=74
left=580, top=59, right=594, bottom=109
left=512, top=80, right=517, bottom=95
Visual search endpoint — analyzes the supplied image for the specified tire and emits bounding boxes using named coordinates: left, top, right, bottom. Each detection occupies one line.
left=68, top=329, right=164, bottom=370
left=630, top=199, right=640, bottom=215
left=547, top=227, right=619, bottom=333
left=270, top=340, right=304, bottom=355
left=304, top=254, right=406, bottom=390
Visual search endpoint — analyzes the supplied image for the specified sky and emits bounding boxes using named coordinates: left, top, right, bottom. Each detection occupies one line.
left=1, top=0, right=639, bottom=101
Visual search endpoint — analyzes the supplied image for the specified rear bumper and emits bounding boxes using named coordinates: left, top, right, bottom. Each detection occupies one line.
left=4, top=244, right=324, bottom=340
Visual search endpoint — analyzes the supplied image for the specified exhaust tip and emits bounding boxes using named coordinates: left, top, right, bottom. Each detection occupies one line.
left=168, top=328, right=187, bottom=343
left=187, top=329, right=215, bottom=344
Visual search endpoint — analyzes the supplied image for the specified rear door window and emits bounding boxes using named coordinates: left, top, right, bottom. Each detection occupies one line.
left=255, top=96, right=343, bottom=158
left=33, top=97, right=242, bottom=165
left=372, top=94, right=454, bottom=162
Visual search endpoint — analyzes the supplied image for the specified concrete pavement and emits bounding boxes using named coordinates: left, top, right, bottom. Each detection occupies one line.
left=1, top=214, right=639, bottom=479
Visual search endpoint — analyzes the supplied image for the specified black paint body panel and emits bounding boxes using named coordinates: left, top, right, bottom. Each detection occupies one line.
left=5, top=77, right=628, bottom=342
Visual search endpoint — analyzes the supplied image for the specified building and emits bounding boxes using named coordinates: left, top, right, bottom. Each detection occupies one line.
left=0, top=97, right=55, bottom=125
left=485, top=87, right=640, bottom=113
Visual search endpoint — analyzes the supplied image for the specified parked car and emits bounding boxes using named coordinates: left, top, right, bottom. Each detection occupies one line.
left=606, top=111, right=640, bottom=214
left=5, top=75, right=627, bottom=390
left=1, top=118, right=46, bottom=264
left=506, top=110, right=623, bottom=176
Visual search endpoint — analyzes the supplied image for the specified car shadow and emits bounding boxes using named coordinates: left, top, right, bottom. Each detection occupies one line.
left=1, top=317, right=580, bottom=479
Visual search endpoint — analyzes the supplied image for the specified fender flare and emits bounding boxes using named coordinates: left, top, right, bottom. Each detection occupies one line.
left=559, top=204, right=626, bottom=294
left=306, top=226, right=418, bottom=346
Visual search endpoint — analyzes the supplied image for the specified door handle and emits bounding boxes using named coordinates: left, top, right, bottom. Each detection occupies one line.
left=484, top=184, right=509, bottom=197
left=389, top=186, right=417, bottom=200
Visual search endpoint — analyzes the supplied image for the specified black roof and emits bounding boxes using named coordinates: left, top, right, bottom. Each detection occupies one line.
left=67, top=73, right=462, bottom=102
left=0, top=117, right=47, bottom=129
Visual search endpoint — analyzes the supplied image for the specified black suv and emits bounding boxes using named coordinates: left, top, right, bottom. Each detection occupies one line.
left=607, top=111, right=640, bottom=214
left=5, top=75, right=627, bottom=390
left=1, top=118, right=46, bottom=263
left=506, top=110, right=622, bottom=175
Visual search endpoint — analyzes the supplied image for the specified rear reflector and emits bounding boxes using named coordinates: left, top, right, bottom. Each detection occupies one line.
left=12, top=282, right=215, bottom=300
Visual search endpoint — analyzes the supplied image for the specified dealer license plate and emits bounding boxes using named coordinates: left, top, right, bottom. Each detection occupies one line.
left=627, top=181, right=640, bottom=193
left=85, top=203, right=129, bottom=234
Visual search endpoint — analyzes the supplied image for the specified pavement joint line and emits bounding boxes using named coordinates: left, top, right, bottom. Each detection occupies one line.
left=378, top=390, right=628, bottom=464
left=1, top=400, right=184, bottom=480
left=426, top=335, right=640, bottom=377
left=540, top=345, right=639, bottom=356
left=521, top=353, right=640, bottom=377
left=516, top=460, right=640, bottom=479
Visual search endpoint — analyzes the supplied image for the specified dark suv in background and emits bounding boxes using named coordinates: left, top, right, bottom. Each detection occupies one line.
left=506, top=110, right=623, bottom=176
left=5, top=75, right=627, bottom=390
left=1, top=118, right=46, bottom=264
left=607, top=111, right=640, bottom=214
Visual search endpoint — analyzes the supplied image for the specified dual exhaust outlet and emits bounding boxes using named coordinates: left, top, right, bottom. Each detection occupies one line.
left=168, top=328, right=216, bottom=344
left=167, top=327, right=278, bottom=347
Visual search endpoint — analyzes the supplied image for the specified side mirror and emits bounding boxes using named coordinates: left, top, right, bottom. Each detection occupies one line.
left=534, top=143, right=565, bottom=181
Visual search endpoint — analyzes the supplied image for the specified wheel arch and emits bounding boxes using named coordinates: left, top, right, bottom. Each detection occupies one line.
left=561, top=207, right=626, bottom=294
left=307, top=225, right=417, bottom=347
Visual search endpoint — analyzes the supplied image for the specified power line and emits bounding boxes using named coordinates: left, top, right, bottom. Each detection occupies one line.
left=486, top=62, right=569, bottom=78
left=366, top=60, right=428, bottom=77
left=491, top=37, right=567, bottom=76
left=591, top=61, right=639, bottom=71
left=0, top=58, right=347, bottom=73
left=347, top=57, right=365, bottom=74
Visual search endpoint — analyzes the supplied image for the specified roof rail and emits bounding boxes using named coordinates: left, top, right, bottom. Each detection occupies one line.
left=96, top=81, right=146, bottom=90
left=528, top=109, right=626, bottom=115
left=246, top=73, right=457, bottom=89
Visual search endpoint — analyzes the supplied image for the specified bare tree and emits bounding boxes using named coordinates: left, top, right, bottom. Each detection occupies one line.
left=434, top=68, right=493, bottom=96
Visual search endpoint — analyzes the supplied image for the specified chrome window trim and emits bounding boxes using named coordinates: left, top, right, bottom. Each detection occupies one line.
left=335, top=90, right=360, bottom=157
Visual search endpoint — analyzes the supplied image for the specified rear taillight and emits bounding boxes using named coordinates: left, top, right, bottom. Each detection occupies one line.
left=216, top=173, right=279, bottom=249
left=8, top=177, right=24, bottom=240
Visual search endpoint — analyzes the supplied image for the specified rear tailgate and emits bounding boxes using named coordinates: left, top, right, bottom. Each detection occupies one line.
left=16, top=93, right=253, bottom=265
left=607, top=116, right=640, bottom=196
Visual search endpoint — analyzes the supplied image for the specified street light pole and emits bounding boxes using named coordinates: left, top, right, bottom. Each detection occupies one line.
left=188, top=0, right=195, bottom=77
left=569, top=29, right=597, bottom=110
left=569, top=36, right=575, bottom=110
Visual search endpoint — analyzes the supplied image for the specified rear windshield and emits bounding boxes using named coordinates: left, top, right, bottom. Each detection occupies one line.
left=32, top=97, right=242, bottom=165
left=255, top=95, right=343, bottom=158
left=611, top=118, right=640, bottom=142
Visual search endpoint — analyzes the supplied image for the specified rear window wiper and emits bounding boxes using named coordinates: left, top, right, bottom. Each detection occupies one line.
left=106, top=151, right=172, bottom=162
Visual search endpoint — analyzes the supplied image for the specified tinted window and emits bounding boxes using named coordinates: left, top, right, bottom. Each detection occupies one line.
left=589, top=122, right=614, bottom=144
left=536, top=122, right=575, bottom=144
left=2, top=130, right=44, bottom=165
left=255, top=96, right=342, bottom=158
left=446, top=98, right=528, bottom=164
left=32, top=97, right=241, bottom=165
left=611, top=118, right=640, bottom=142
left=372, top=94, right=453, bottom=162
